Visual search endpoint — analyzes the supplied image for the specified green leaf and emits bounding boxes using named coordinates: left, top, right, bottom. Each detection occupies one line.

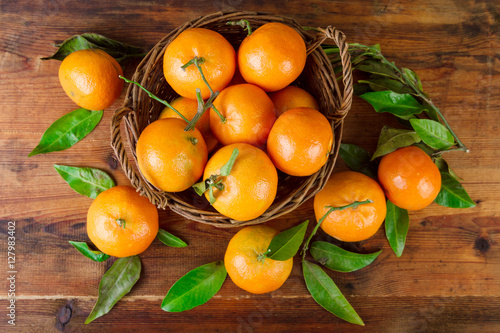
left=28, top=109, right=103, bottom=157
left=302, top=260, right=364, bottom=326
left=358, top=78, right=411, bottom=94
left=353, top=83, right=373, bottom=96
left=68, top=241, right=110, bottom=262
left=220, top=148, right=239, bottom=176
left=372, top=126, right=421, bottom=160
left=162, top=261, right=227, bottom=312
left=433, top=157, right=463, bottom=181
left=410, top=119, right=455, bottom=150
left=157, top=229, right=188, bottom=248
left=85, top=256, right=141, bottom=324
left=41, top=33, right=145, bottom=62
left=355, top=59, right=399, bottom=79
left=266, top=220, right=309, bottom=261
left=385, top=200, right=409, bottom=257
left=402, top=68, right=423, bottom=91
left=434, top=173, right=476, bottom=208
left=310, top=241, right=381, bottom=273
left=359, top=91, right=426, bottom=118
left=54, top=165, right=115, bottom=199
left=339, top=143, right=378, bottom=179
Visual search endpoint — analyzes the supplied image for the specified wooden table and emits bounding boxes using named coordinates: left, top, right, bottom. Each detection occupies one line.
left=1, top=0, right=499, bottom=332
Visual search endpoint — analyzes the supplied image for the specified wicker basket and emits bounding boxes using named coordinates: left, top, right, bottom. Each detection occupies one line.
left=111, top=11, right=353, bottom=228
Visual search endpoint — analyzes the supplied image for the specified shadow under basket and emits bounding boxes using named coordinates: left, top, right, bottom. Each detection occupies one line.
left=111, top=11, right=353, bottom=228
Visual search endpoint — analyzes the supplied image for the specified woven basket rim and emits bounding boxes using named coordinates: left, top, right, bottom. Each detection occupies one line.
left=110, top=11, right=353, bottom=228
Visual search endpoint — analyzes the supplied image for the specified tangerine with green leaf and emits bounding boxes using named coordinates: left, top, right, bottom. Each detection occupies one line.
left=59, top=48, right=124, bottom=110
left=378, top=146, right=441, bottom=210
left=202, top=143, right=277, bottom=221
left=87, top=185, right=158, bottom=257
left=225, top=225, right=293, bottom=294
left=314, top=171, right=387, bottom=242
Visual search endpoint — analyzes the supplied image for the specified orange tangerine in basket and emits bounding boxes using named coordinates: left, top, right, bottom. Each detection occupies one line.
left=210, top=83, right=276, bottom=148
left=203, top=143, right=278, bottom=221
left=163, top=28, right=236, bottom=100
left=238, top=22, right=307, bottom=92
left=136, top=118, right=208, bottom=192
left=267, top=107, right=333, bottom=176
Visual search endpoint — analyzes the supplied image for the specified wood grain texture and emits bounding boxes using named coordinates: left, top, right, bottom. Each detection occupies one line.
left=0, top=0, right=499, bottom=331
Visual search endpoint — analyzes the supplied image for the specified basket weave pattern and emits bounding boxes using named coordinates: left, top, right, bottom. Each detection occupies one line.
left=111, top=11, right=353, bottom=228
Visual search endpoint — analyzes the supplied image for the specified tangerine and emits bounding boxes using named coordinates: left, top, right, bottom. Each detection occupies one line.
left=238, top=22, right=307, bottom=92
left=378, top=146, right=441, bottom=210
left=225, top=225, right=293, bottom=294
left=159, top=97, right=218, bottom=152
left=163, top=28, right=236, bottom=99
left=267, top=107, right=333, bottom=176
left=269, top=85, right=319, bottom=117
left=314, top=171, right=387, bottom=242
left=87, top=185, right=158, bottom=257
left=210, top=83, right=276, bottom=148
left=136, top=118, right=207, bottom=192
left=203, top=143, right=277, bottom=221
left=58, top=49, right=123, bottom=110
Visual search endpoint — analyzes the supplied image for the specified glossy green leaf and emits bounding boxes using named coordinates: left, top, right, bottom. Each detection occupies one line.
left=41, top=33, right=145, bottom=62
left=85, top=256, right=141, bottom=324
left=359, top=91, right=426, bottom=118
left=410, top=119, right=455, bottom=150
left=372, top=126, right=421, bottom=160
left=310, top=241, right=381, bottom=273
left=54, top=165, right=115, bottom=199
left=358, top=78, right=411, bottom=94
left=434, top=173, right=476, bottom=208
left=402, top=68, right=423, bottom=91
left=302, top=260, right=364, bottom=326
left=434, top=157, right=463, bottom=181
left=29, top=109, right=103, bottom=157
left=355, top=59, right=399, bottom=79
left=339, top=143, right=378, bottom=179
left=157, top=229, right=188, bottom=248
left=266, top=220, right=308, bottom=261
left=162, top=261, right=226, bottom=312
left=385, top=200, right=409, bottom=257
left=68, top=241, right=110, bottom=262
left=220, top=148, right=239, bottom=176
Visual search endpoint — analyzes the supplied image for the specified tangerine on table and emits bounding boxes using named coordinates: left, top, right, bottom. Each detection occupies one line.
left=225, top=225, right=293, bottom=294
left=163, top=28, right=236, bottom=100
left=238, top=22, right=307, bottom=92
left=314, top=171, right=387, bottom=242
left=267, top=107, right=333, bottom=176
left=378, top=146, right=441, bottom=210
left=159, top=97, right=218, bottom=152
left=58, top=49, right=124, bottom=110
left=269, top=85, right=319, bottom=117
left=203, top=143, right=278, bottom=221
left=136, top=118, right=207, bottom=192
left=87, top=185, right=159, bottom=257
left=210, top=83, right=276, bottom=148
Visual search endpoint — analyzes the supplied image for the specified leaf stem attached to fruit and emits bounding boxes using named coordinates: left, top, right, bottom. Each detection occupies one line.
left=119, top=75, right=189, bottom=123
left=300, top=200, right=372, bottom=260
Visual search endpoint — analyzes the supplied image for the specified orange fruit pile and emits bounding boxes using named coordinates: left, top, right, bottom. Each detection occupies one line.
left=131, top=22, right=333, bottom=222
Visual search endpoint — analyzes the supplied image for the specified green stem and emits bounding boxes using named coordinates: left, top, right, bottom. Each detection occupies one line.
left=116, top=218, right=126, bottom=229
left=226, top=19, right=253, bottom=36
left=182, top=56, right=227, bottom=124
left=119, top=76, right=189, bottom=123
left=300, top=200, right=373, bottom=261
